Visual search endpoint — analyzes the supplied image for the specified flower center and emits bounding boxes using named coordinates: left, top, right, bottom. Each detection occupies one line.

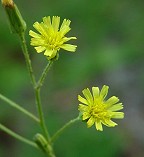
left=46, top=32, right=63, bottom=50
left=90, top=104, right=108, bottom=119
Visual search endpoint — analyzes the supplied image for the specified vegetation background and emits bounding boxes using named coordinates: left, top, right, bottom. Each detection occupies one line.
left=0, top=0, right=144, bottom=156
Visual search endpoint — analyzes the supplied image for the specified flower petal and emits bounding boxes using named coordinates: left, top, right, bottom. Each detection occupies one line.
left=60, top=20, right=71, bottom=36
left=78, top=95, right=88, bottom=105
left=92, top=87, right=100, bottom=103
left=78, top=104, right=88, bottom=112
left=104, top=119, right=117, bottom=127
left=60, top=19, right=71, bottom=30
left=101, top=120, right=109, bottom=127
left=33, top=22, right=47, bottom=36
left=105, top=96, right=119, bottom=107
left=44, top=49, right=54, bottom=56
left=87, top=117, right=95, bottom=128
left=31, top=38, right=45, bottom=46
left=95, top=119, right=103, bottom=131
left=108, top=103, right=123, bottom=111
left=43, top=16, right=52, bottom=28
left=83, top=112, right=91, bottom=120
left=95, top=120, right=103, bottom=131
left=60, top=44, right=77, bottom=52
left=62, top=37, right=77, bottom=42
left=29, top=30, right=41, bottom=38
left=82, top=88, right=93, bottom=105
left=35, top=46, right=46, bottom=53
left=112, top=112, right=124, bottom=119
left=92, top=87, right=99, bottom=98
left=52, top=16, right=60, bottom=32
left=100, top=85, right=109, bottom=100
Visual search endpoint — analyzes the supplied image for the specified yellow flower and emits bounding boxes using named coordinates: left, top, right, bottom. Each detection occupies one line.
left=29, top=16, right=77, bottom=59
left=78, top=85, right=124, bottom=131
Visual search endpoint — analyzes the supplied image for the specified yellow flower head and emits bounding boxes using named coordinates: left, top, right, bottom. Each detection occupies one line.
left=29, top=16, right=77, bottom=60
left=78, top=85, right=124, bottom=131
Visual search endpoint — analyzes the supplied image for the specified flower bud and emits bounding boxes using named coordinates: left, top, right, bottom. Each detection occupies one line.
left=34, top=133, right=48, bottom=153
left=34, top=133, right=55, bottom=155
left=2, top=0, right=26, bottom=34
left=1, top=0, right=14, bottom=7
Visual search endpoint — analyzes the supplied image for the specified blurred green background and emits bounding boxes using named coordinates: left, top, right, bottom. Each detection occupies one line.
left=0, top=0, right=144, bottom=156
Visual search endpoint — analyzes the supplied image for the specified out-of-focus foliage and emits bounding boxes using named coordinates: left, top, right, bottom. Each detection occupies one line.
left=0, top=0, right=144, bottom=157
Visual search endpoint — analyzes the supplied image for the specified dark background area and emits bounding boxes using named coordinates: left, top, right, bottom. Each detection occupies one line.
left=0, top=0, right=144, bottom=156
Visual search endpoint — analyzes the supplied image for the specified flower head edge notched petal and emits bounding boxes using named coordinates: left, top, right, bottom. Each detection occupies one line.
left=29, top=16, right=77, bottom=60
left=78, top=85, right=124, bottom=131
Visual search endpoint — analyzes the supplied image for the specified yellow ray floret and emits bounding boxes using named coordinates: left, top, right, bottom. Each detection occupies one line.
left=78, top=85, right=124, bottom=131
left=29, top=16, right=77, bottom=59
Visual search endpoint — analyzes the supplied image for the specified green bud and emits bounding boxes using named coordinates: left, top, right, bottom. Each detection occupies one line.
left=34, top=133, right=56, bottom=153
left=34, top=133, right=48, bottom=153
left=2, top=0, right=26, bottom=34
left=34, top=133, right=55, bottom=155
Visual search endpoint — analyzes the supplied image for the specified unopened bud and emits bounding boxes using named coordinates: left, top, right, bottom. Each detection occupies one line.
left=1, top=0, right=14, bottom=7
left=1, top=0, right=26, bottom=34
left=34, top=133, right=48, bottom=153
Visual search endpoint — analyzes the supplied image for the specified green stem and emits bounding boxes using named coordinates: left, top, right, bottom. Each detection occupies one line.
left=34, top=61, right=53, bottom=141
left=36, top=61, right=53, bottom=89
left=34, top=60, right=55, bottom=156
left=0, top=93, right=39, bottom=123
left=19, top=32, right=55, bottom=156
left=0, top=123, right=38, bottom=149
left=46, top=145, right=56, bottom=157
left=34, top=88, right=56, bottom=156
left=51, top=117, right=80, bottom=143
left=35, top=88, right=50, bottom=141
left=19, top=33, right=36, bottom=87
left=45, top=143, right=56, bottom=157
left=35, top=88, right=56, bottom=156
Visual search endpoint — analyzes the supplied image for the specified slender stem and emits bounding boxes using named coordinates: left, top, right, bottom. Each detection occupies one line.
left=46, top=144, right=56, bottom=157
left=0, top=123, right=38, bottom=149
left=37, top=61, right=53, bottom=89
left=35, top=88, right=50, bottom=141
left=19, top=33, right=36, bottom=87
left=35, top=88, right=56, bottom=156
left=51, top=117, right=80, bottom=143
left=19, top=32, right=55, bottom=156
left=34, top=61, right=53, bottom=141
left=0, top=93, right=39, bottom=123
left=34, top=61, right=55, bottom=156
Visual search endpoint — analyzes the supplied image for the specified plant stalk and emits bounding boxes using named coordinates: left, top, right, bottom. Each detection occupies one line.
left=19, top=33, right=36, bottom=87
left=36, top=61, right=53, bottom=89
left=51, top=117, right=80, bottom=143
left=0, top=93, right=39, bottom=123
left=0, top=123, right=38, bottom=149
left=35, top=88, right=50, bottom=141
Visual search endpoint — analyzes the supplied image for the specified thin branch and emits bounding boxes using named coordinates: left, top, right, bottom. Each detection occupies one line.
left=0, top=93, right=40, bottom=123
left=0, top=123, right=38, bottom=149
left=51, top=117, right=80, bottom=143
